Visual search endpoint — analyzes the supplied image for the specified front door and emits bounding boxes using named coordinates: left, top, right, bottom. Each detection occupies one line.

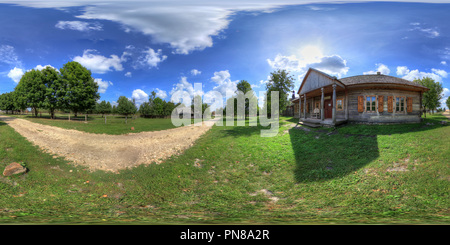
left=324, top=99, right=333, bottom=119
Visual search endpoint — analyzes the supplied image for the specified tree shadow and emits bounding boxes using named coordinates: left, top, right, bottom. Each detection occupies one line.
left=289, top=114, right=449, bottom=183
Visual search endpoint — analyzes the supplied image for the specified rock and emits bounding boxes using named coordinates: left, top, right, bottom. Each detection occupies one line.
left=131, top=127, right=135, bottom=130
left=3, top=162, right=27, bottom=177
left=440, top=121, right=448, bottom=125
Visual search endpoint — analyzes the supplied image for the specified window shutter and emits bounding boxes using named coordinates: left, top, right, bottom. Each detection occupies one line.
left=378, top=95, right=384, bottom=112
left=407, top=97, right=413, bottom=112
left=388, top=96, right=393, bottom=113
left=357, top=96, right=364, bottom=112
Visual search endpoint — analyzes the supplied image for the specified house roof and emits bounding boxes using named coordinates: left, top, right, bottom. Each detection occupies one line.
left=339, top=73, right=429, bottom=90
left=298, top=68, right=429, bottom=95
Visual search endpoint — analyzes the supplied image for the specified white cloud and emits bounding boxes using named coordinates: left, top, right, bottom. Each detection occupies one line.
left=0, top=45, right=22, bottom=67
left=131, top=89, right=149, bottom=106
left=155, top=88, right=167, bottom=99
left=169, top=76, right=203, bottom=105
left=191, top=69, right=201, bottom=76
left=210, top=70, right=238, bottom=98
left=124, top=72, right=132, bottom=77
left=396, top=66, right=410, bottom=76
left=94, top=78, right=113, bottom=93
left=409, top=22, right=439, bottom=38
left=397, top=66, right=448, bottom=83
left=364, top=63, right=390, bottom=75
left=7, top=67, right=24, bottom=83
left=34, top=64, right=58, bottom=71
left=136, top=48, right=167, bottom=68
left=267, top=53, right=349, bottom=78
left=441, top=61, right=447, bottom=65
left=55, top=20, right=102, bottom=31
left=73, top=49, right=124, bottom=74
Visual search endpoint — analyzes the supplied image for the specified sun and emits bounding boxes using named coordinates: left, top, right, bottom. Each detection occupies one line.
left=299, top=45, right=323, bottom=63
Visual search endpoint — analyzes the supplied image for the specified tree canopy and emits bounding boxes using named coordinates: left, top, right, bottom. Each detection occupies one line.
left=414, top=77, right=444, bottom=116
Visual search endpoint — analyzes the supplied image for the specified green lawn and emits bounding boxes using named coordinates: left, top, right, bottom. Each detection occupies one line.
left=6, top=113, right=177, bottom=134
left=0, top=113, right=449, bottom=224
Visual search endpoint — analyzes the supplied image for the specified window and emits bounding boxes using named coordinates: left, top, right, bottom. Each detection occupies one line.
left=336, top=98, right=344, bottom=111
left=366, top=95, right=376, bottom=112
left=396, top=97, right=405, bottom=112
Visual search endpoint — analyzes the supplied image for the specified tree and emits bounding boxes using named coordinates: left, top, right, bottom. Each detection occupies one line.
left=235, top=80, right=258, bottom=119
left=414, top=77, right=444, bottom=117
left=265, top=69, right=295, bottom=117
left=60, top=61, right=99, bottom=118
left=97, top=100, right=112, bottom=117
left=0, top=92, right=16, bottom=114
left=116, top=96, right=137, bottom=124
left=41, top=66, right=64, bottom=119
left=15, top=69, right=46, bottom=117
left=152, top=97, right=165, bottom=117
left=446, top=96, right=450, bottom=111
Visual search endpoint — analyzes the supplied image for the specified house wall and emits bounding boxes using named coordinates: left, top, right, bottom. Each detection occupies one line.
left=347, top=88, right=422, bottom=123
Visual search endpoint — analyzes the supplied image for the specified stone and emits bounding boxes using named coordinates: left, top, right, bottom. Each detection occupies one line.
left=3, top=162, right=27, bottom=177
left=440, top=121, right=448, bottom=125
left=131, top=127, right=135, bottom=130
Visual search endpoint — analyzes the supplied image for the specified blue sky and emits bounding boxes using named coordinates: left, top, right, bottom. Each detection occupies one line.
left=1, top=0, right=450, bottom=109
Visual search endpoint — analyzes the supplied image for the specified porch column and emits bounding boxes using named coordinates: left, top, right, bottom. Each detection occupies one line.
left=332, top=83, right=336, bottom=124
left=320, top=88, right=324, bottom=121
left=303, top=93, right=307, bottom=120
left=298, top=95, right=302, bottom=120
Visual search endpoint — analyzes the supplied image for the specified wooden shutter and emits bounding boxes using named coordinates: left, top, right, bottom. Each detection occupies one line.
left=407, top=97, right=413, bottom=112
left=378, top=95, right=384, bottom=112
left=357, top=96, right=364, bottom=112
left=388, top=96, right=393, bottom=113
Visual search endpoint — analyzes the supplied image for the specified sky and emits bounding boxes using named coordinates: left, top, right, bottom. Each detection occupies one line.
left=0, top=0, right=450, bottom=109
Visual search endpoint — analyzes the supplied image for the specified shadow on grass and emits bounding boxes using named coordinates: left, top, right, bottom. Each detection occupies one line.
left=289, top=114, right=449, bottom=183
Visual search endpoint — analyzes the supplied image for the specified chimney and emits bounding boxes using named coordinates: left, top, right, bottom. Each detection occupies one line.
left=291, top=91, right=295, bottom=100
left=377, top=71, right=381, bottom=75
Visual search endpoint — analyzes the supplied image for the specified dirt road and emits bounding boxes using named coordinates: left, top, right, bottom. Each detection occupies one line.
left=0, top=115, right=217, bottom=172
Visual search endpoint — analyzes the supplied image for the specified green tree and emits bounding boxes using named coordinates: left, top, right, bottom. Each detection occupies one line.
left=41, top=66, right=64, bottom=119
left=97, top=100, right=112, bottom=117
left=60, top=61, right=99, bottom=118
left=15, top=69, right=46, bottom=117
left=139, top=102, right=152, bottom=117
left=265, top=69, right=295, bottom=117
left=152, top=97, right=165, bottom=117
left=117, top=96, right=137, bottom=124
left=0, top=92, right=16, bottom=114
left=236, top=80, right=258, bottom=119
left=414, top=77, right=444, bottom=117
left=446, top=96, right=450, bottom=111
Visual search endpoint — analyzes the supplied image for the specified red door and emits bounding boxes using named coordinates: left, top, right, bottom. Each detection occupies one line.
left=324, top=99, right=332, bottom=119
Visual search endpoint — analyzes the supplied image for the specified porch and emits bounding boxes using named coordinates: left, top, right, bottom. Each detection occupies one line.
left=298, top=118, right=348, bottom=128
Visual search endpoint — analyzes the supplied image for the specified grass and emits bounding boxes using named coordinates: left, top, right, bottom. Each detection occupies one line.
left=6, top=113, right=178, bottom=134
left=0, top=113, right=449, bottom=224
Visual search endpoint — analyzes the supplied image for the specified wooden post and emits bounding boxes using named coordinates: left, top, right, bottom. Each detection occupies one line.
left=332, top=83, right=336, bottom=124
left=321, top=87, right=324, bottom=121
left=299, top=95, right=302, bottom=120
left=303, top=93, right=306, bottom=120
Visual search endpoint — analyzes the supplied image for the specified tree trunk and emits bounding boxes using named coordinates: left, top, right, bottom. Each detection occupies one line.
left=105, top=115, right=107, bottom=124
left=85, top=114, right=87, bottom=122
left=126, top=115, right=128, bottom=124
left=34, top=107, right=38, bottom=117
left=50, top=109, right=55, bottom=119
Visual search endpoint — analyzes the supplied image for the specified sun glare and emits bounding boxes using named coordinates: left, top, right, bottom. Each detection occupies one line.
left=300, top=45, right=323, bottom=63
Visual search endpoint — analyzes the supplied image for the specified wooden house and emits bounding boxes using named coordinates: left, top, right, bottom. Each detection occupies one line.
left=293, top=68, right=429, bottom=127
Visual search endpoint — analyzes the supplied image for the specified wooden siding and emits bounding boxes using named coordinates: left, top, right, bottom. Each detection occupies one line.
left=299, top=71, right=335, bottom=95
left=347, top=88, right=422, bottom=123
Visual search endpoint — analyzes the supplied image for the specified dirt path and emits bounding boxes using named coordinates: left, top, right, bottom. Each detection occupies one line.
left=0, top=115, right=217, bottom=172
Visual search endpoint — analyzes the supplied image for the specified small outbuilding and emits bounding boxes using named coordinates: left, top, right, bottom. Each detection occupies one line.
left=293, top=68, right=429, bottom=127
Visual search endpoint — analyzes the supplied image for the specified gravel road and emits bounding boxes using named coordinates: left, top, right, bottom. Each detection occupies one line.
left=0, top=115, right=216, bottom=172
